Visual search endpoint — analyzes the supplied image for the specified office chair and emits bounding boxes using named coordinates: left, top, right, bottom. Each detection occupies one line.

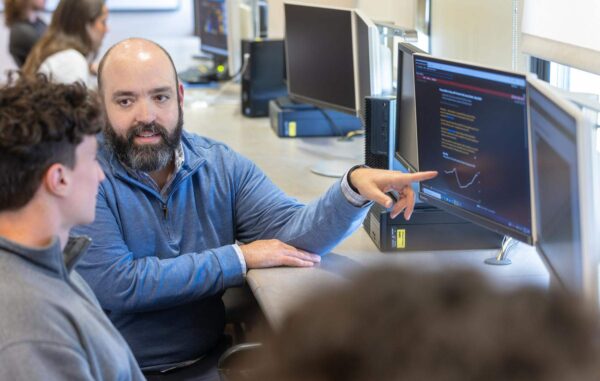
left=217, top=342, right=263, bottom=381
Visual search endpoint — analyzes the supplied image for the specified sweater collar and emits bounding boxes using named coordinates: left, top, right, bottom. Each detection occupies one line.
left=0, top=235, right=90, bottom=277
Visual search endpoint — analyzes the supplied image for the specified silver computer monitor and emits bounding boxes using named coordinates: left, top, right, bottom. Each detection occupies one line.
left=528, top=76, right=600, bottom=303
left=394, top=42, right=425, bottom=173
left=284, top=2, right=381, bottom=117
left=353, top=9, right=382, bottom=118
left=226, top=0, right=255, bottom=76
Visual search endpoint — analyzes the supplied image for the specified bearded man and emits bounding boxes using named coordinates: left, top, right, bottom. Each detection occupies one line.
left=72, top=38, right=436, bottom=380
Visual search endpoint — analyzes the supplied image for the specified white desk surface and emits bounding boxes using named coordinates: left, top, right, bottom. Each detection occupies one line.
left=182, top=85, right=549, bottom=329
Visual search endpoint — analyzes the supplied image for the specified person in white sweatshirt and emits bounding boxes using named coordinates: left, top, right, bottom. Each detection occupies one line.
left=22, top=0, right=108, bottom=87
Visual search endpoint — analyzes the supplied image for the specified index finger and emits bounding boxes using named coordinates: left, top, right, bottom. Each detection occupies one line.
left=405, top=171, right=438, bottom=183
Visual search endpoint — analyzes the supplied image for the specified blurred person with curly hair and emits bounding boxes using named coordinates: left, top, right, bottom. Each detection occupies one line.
left=255, top=267, right=600, bottom=381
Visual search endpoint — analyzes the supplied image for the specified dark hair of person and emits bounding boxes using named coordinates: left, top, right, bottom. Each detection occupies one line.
left=0, top=73, right=103, bottom=211
left=21, top=0, right=105, bottom=76
left=256, top=267, right=600, bottom=381
left=3, top=0, right=30, bottom=27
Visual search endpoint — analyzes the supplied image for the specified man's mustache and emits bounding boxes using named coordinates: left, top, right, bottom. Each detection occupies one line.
left=127, top=123, right=168, bottom=141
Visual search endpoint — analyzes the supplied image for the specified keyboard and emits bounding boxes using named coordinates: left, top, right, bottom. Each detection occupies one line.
left=178, top=67, right=217, bottom=84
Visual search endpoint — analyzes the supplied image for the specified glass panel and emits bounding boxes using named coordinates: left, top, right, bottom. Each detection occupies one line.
left=549, top=62, right=600, bottom=126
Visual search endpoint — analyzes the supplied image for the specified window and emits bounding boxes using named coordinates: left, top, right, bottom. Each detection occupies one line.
left=548, top=63, right=600, bottom=128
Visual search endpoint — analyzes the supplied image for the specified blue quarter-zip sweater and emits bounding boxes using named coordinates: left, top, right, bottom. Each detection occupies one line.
left=73, top=131, right=369, bottom=368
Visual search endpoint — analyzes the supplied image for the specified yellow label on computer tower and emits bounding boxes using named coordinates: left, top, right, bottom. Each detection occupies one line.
left=396, top=229, right=406, bottom=249
left=289, top=121, right=297, bottom=137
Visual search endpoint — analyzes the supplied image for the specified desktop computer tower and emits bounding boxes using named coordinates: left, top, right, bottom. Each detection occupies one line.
left=241, top=39, right=288, bottom=117
left=364, top=203, right=503, bottom=251
left=364, top=96, right=396, bottom=169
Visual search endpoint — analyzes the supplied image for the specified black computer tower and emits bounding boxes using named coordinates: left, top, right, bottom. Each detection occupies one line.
left=364, top=96, right=396, bottom=169
left=364, top=203, right=503, bottom=251
left=241, top=39, right=288, bottom=117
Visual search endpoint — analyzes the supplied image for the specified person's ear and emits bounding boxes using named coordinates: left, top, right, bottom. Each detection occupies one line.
left=178, top=81, right=185, bottom=108
left=43, top=163, right=70, bottom=197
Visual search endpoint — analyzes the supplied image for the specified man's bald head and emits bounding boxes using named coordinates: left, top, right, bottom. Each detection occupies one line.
left=97, top=38, right=179, bottom=96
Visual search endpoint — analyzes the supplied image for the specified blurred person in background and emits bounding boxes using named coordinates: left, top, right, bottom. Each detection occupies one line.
left=4, top=0, right=47, bottom=67
left=22, top=0, right=108, bottom=86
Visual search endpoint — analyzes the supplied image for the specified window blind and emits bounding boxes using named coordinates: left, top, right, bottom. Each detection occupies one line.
left=521, top=0, right=600, bottom=75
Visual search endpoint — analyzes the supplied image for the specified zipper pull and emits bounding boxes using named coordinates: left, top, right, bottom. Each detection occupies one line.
left=162, top=204, right=168, bottom=219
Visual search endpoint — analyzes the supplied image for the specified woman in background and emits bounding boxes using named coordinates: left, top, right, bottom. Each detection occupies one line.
left=4, top=0, right=47, bottom=67
left=22, top=0, right=108, bottom=86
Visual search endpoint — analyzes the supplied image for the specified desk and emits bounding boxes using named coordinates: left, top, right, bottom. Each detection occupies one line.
left=183, top=86, right=549, bottom=329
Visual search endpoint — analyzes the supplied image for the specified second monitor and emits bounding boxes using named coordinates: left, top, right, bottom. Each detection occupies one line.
left=414, top=54, right=532, bottom=244
left=529, top=77, right=600, bottom=300
left=394, top=42, right=425, bottom=173
left=284, top=3, right=382, bottom=118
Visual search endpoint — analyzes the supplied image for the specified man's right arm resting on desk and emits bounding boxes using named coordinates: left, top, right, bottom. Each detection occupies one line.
left=74, top=184, right=245, bottom=313
left=72, top=139, right=371, bottom=313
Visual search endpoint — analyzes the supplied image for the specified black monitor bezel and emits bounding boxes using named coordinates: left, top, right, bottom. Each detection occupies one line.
left=413, top=53, right=533, bottom=244
left=284, top=3, right=357, bottom=115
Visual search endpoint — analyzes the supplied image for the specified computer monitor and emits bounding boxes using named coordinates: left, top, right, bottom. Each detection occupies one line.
left=394, top=43, right=425, bottom=172
left=194, top=0, right=228, bottom=58
left=284, top=3, right=381, bottom=117
left=258, top=0, right=268, bottom=38
left=414, top=54, right=532, bottom=244
left=528, top=77, right=599, bottom=300
left=354, top=9, right=383, bottom=117
left=226, top=0, right=255, bottom=76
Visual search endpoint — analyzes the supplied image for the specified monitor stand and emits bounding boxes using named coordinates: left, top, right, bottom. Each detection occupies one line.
left=310, top=159, right=361, bottom=178
left=484, top=236, right=518, bottom=266
left=302, top=135, right=365, bottom=178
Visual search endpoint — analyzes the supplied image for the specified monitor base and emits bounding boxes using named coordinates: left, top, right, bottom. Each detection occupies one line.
left=484, top=258, right=512, bottom=266
left=484, top=236, right=518, bottom=266
left=310, top=159, right=360, bottom=178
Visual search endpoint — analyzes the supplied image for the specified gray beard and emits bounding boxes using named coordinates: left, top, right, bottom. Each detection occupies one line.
left=124, top=142, right=174, bottom=172
left=104, top=107, right=184, bottom=172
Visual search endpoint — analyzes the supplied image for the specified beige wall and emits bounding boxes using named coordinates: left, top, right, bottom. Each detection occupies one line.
left=268, top=0, right=521, bottom=71
left=355, top=0, right=416, bottom=29
left=429, top=0, right=516, bottom=71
